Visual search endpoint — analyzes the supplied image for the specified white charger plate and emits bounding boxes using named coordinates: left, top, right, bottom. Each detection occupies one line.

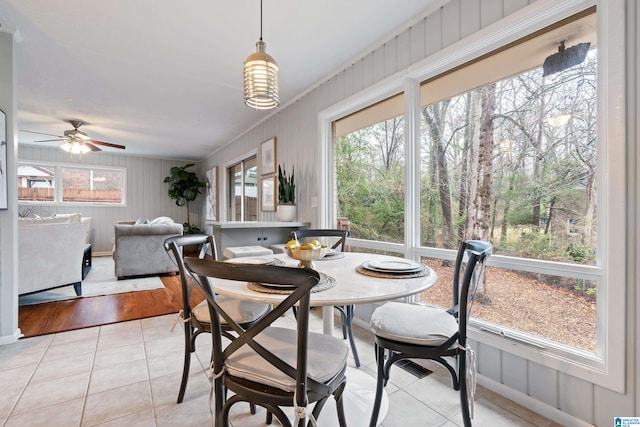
left=362, top=259, right=423, bottom=273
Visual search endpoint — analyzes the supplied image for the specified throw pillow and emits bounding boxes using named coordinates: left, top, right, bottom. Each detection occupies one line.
left=150, top=216, right=174, bottom=225
left=134, top=218, right=150, bottom=225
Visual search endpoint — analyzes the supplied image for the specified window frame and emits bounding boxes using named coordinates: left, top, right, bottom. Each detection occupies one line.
left=222, top=150, right=258, bottom=222
left=319, top=0, right=625, bottom=392
left=18, top=161, right=127, bottom=207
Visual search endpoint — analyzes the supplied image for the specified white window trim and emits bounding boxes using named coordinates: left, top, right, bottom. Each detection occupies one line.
left=319, top=0, right=625, bottom=392
left=221, top=149, right=257, bottom=222
left=18, top=160, right=127, bottom=207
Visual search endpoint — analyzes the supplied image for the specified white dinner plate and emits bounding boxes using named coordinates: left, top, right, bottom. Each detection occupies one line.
left=362, top=259, right=423, bottom=273
left=224, top=256, right=274, bottom=265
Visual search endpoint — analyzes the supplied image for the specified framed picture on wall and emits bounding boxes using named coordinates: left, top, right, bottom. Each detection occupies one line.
left=205, top=166, right=218, bottom=221
left=0, top=109, right=7, bottom=210
left=260, top=137, right=277, bottom=176
left=261, top=175, right=276, bottom=212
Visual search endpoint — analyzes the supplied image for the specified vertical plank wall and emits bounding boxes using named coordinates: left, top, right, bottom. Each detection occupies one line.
left=198, top=0, right=636, bottom=426
left=18, top=145, right=199, bottom=254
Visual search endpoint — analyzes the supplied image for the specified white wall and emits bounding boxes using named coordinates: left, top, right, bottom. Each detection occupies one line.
left=0, top=28, right=21, bottom=344
left=18, top=146, right=203, bottom=254
left=199, top=0, right=638, bottom=425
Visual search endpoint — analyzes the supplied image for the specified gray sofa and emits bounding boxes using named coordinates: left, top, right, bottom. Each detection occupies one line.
left=113, top=218, right=183, bottom=279
left=19, top=217, right=89, bottom=295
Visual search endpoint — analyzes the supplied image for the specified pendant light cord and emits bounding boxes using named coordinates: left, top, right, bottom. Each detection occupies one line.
left=259, top=0, right=263, bottom=41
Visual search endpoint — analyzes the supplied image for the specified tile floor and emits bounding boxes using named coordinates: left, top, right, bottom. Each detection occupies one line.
left=0, top=311, right=562, bottom=427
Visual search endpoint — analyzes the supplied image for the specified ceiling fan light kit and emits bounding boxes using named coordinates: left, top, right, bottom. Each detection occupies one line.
left=61, top=141, right=92, bottom=154
left=243, top=0, right=279, bottom=110
left=22, top=119, right=126, bottom=153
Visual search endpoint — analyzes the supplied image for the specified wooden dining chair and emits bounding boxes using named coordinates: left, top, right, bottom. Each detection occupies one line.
left=289, top=229, right=361, bottom=367
left=185, top=257, right=348, bottom=427
left=368, top=240, right=492, bottom=427
left=163, top=234, right=271, bottom=404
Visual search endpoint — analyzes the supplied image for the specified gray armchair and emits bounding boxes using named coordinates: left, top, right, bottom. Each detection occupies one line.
left=113, top=219, right=183, bottom=279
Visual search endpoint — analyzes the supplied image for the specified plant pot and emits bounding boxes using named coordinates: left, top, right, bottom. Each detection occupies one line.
left=277, top=204, right=297, bottom=222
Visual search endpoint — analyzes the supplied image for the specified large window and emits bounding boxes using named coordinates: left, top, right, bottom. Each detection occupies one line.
left=18, top=162, right=126, bottom=205
left=418, top=12, right=598, bottom=352
left=328, top=9, right=619, bottom=385
left=227, top=156, right=258, bottom=221
left=334, top=94, right=405, bottom=243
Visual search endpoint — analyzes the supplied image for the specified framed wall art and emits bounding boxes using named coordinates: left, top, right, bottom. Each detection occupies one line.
left=205, top=166, right=218, bottom=221
left=261, top=175, right=276, bottom=212
left=0, top=109, right=7, bottom=210
left=260, top=137, right=276, bottom=176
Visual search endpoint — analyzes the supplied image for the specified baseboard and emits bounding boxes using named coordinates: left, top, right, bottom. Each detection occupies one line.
left=477, top=376, right=594, bottom=427
left=0, top=328, right=24, bottom=346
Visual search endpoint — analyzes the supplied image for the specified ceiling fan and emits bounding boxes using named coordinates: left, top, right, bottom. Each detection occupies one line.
left=21, top=120, right=126, bottom=153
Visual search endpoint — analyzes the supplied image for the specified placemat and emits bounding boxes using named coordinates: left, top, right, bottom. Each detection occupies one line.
left=356, top=265, right=431, bottom=279
left=247, top=274, right=336, bottom=294
left=316, top=252, right=345, bottom=261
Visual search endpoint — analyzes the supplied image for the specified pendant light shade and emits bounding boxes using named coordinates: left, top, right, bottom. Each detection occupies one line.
left=243, top=0, right=279, bottom=110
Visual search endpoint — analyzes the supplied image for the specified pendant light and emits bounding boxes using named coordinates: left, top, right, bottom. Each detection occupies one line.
left=243, top=0, right=279, bottom=109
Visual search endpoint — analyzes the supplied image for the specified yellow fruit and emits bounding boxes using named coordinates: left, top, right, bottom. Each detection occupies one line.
left=286, top=239, right=300, bottom=249
left=299, top=243, right=314, bottom=250
left=309, top=239, right=321, bottom=248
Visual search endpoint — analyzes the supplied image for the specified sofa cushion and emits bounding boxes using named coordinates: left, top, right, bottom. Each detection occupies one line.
left=53, top=213, right=82, bottom=223
left=135, top=217, right=150, bottom=225
left=19, top=215, right=71, bottom=224
left=150, top=216, right=175, bottom=225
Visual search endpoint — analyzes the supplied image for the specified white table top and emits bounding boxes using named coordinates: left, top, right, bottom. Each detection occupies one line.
left=212, top=252, right=437, bottom=306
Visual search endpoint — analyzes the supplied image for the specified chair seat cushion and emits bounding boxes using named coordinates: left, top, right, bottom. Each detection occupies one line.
left=370, top=302, right=458, bottom=346
left=192, top=296, right=270, bottom=325
left=226, top=327, right=348, bottom=392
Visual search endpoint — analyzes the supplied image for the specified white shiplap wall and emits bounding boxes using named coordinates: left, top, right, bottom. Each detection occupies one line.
left=18, top=145, right=201, bottom=254
left=199, top=0, right=638, bottom=426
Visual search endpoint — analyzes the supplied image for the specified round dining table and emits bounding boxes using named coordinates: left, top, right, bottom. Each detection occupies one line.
left=215, top=251, right=438, bottom=427
left=218, top=252, right=437, bottom=334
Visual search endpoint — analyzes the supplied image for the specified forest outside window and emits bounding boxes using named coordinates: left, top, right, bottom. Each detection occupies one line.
left=334, top=93, right=406, bottom=244
left=418, top=12, right=598, bottom=353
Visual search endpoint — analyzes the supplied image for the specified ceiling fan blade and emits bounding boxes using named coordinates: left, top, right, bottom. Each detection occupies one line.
left=91, top=140, right=126, bottom=150
left=34, top=138, right=66, bottom=142
left=21, top=130, right=63, bottom=138
left=85, top=143, right=102, bottom=152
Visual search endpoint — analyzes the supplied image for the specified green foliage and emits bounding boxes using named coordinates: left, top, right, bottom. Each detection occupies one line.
left=183, top=223, right=203, bottom=234
left=278, top=164, right=295, bottom=204
left=566, top=243, right=594, bottom=263
left=163, top=163, right=206, bottom=207
left=163, top=163, right=206, bottom=230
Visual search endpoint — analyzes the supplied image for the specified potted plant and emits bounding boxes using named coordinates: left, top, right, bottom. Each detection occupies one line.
left=277, top=164, right=297, bottom=222
left=163, top=163, right=207, bottom=233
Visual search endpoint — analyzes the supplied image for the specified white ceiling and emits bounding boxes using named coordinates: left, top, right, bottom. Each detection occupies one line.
left=0, top=0, right=441, bottom=160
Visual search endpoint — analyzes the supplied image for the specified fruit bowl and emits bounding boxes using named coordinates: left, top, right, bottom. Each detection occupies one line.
left=286, top=246, right=328, bottom=268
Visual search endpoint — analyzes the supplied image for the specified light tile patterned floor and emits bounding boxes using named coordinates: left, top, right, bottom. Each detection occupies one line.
left=0, top=311, right=562, bottom=427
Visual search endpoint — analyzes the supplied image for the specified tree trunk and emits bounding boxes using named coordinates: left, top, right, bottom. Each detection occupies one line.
left=583, top=167, right=596, bottom=246
left=457, top=92, right=474, bottom=242
left=469, top=84, right=496, bottom=242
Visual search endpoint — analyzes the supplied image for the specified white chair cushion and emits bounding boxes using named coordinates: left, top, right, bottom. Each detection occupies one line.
left=370, top=302, right=458, bottom=346
left=223, top=246, right=273, bottom=259
left=192, top=296, right=270, bottom=325
left=225, top=327, right=348, bottom=392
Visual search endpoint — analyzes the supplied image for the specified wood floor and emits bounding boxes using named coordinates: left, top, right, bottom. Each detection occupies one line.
left=18, top=274, right=205, bottom=338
